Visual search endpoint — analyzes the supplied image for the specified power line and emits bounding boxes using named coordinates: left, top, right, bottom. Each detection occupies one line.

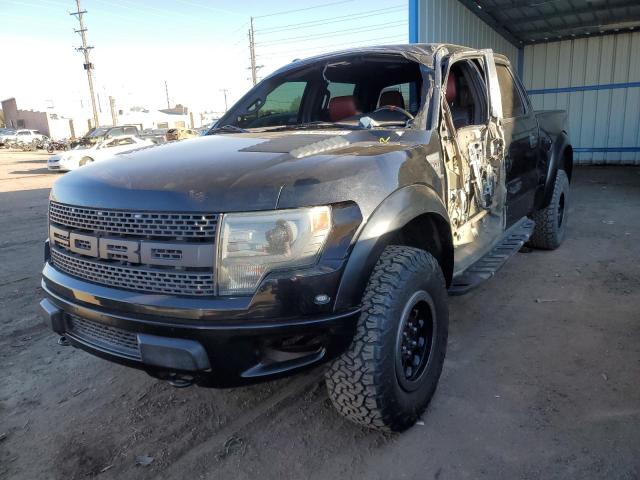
left=70, top=0, right=99, bottom=127
left=256, top=5, right=405, bottom=34
left=256, top=20, right=406, bottom=46
left=253, top=0, right=355, bottom=19
left=259, top=34, right=407, bottom=60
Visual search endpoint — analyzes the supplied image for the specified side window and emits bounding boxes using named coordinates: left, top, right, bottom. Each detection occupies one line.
left=109, top=127, right=124, bottom=137
left=239, top=81, right=307, bottom=128
left=124, top=127, right=137, bottom=135
left=495, top=64, right=525, bottom=119
left=18, top=131, right=28, bottom=136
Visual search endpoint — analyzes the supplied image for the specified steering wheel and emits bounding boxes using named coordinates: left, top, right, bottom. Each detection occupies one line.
left=372, top=105, right=415, bottom=121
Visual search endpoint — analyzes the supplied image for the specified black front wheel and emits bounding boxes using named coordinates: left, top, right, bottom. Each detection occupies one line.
left=325, top=245, right=448, bottom=432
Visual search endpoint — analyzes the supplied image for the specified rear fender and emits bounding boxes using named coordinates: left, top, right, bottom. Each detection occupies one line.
left=334, top=184, right=451, bottom=311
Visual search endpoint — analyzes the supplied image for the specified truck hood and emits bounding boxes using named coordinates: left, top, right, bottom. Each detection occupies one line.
left=50, top=130, right=436, bottom=215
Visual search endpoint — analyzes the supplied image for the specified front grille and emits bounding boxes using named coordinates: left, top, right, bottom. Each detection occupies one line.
left=67, top=314, right=140, bottom=359
left=51, top=248, right=215, bottom=296
left=49, top=202, right=219, bottom=238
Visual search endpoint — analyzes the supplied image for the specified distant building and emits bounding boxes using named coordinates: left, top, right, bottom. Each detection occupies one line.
left=1, top=97, right=80, bottom=139
left=159, top=104, right=188, bottom=115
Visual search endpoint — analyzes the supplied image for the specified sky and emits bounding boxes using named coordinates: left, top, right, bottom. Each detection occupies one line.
left=0, top=0, right=408, bottom=121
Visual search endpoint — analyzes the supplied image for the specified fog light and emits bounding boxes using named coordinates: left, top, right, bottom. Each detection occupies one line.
left=314, top=294, right=330, bottom=305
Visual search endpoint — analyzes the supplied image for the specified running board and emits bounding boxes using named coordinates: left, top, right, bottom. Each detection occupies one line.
left=449, top=218, right=535, bottom=296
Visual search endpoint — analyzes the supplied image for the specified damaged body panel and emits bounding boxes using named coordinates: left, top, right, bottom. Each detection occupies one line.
left=40, top=44, right=572, bottom=432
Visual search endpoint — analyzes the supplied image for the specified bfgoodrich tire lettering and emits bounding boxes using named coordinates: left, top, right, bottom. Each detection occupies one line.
left=529, top=169, right=569, bottom=250
left=325, top=245, right=448, bottom=432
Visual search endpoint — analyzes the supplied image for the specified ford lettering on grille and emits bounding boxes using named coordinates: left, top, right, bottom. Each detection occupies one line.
left=49, top=224, right=214, bottom=268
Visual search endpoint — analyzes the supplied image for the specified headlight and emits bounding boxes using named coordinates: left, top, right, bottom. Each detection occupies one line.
left=217, top=206, right=331, bottom=295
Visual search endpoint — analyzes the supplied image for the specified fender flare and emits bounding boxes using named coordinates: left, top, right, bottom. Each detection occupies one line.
left=539, top=131, right=572, bottom=209
left=334, top=184, right=452, bottom=311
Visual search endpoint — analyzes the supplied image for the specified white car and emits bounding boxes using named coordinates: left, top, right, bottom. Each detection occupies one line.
left=48, top=135, right=154, bottom=171
left=1, top=129, right=47, bottom=144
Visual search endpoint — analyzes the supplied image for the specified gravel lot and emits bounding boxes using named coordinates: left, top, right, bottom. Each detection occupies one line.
left=1, top=149, right=639, bottom=480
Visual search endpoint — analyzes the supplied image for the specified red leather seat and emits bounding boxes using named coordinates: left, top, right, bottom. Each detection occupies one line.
left=379, top=90, right=405, bottom=109
left=328, top=95, right=358, bottom=122
left=445, top=73, right=457, bottom=104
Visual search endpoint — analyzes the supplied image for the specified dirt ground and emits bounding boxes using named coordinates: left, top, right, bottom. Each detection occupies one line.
left=0, top=149, right=639, bottom=480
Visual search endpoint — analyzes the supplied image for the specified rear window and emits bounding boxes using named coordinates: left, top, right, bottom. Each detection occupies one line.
left=378, top=82, right=419, bottom=114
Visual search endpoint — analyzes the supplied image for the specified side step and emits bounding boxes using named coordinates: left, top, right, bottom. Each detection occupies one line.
left=449, top=217, right=535, bottom=296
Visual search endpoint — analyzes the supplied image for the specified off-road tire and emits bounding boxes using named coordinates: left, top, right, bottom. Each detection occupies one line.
left=325, top=245, right=448, bottom=432
left=529, top=169, right=569, bottom=250
left=79, top=157, right=94, bottom=167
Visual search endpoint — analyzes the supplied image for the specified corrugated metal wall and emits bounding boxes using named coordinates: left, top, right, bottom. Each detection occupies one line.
left=522, top=32, right=640, bottom=165
left=416, top=0, right=518, bottom=66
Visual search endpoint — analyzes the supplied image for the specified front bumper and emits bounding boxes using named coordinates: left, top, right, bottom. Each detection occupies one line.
left=41, top=265, right=359, bottom=387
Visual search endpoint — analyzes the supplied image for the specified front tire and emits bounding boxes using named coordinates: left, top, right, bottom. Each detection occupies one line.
left=529, top=169, right=569, bottom=250
left=325, top=245, right=448, bottom=432
left=79, top=157, right=94, bottom=167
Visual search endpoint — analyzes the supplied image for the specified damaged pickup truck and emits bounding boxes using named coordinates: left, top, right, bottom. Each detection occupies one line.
left=40, top=44, right=572, bottom=432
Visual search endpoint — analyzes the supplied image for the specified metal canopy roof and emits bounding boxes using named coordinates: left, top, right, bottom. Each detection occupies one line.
left=458, top=0, right=640, bottom=46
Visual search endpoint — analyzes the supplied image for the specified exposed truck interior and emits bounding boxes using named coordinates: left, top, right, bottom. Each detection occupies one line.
left=232, top=54, right=424, bottom=129
left=439, top=56, right=506, bottom=275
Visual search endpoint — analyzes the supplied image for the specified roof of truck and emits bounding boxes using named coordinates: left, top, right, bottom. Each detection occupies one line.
left=276, top=43, right=483, bottom=73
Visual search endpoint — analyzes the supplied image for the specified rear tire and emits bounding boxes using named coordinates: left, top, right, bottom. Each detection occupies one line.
left=529, top=169, right=569, bottom=250
left=325, top=245, right=448, bottom=432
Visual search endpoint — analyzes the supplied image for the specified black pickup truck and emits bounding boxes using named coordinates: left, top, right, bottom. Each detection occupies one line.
left=40, top=44, right=572, bottom=432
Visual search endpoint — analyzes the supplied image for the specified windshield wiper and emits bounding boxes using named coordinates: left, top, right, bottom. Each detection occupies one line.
left=207, top=125, right=249, bottom=135
left=267, top=121, right=362, bottom=132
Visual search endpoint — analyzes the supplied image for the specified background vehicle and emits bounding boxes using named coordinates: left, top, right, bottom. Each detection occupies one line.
left=41, top=44, right=572, bottom=432
left=166, top=127, right=199, bottom=141
left=72, top=125, right=141, bottom=148
left=46, top=139, right=70, bottom=153
left=140, top=128, right=169, bottom=144
left=2, top=129, right=47, bottom=144
left=47, top=134, right=153, bottom=171
left=0, top=128, right=17, bottom=145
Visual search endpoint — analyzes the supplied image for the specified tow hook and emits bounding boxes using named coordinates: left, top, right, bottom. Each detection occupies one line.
left=57, top=335, right=70, bottom=346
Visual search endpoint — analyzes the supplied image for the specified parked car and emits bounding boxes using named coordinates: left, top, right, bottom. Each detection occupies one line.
left=72, top=125, right=141, bottom=148
left=166, top=127, right=199, bottom=141
left=47, top=135, right=153, bottom=171
left=0, top=128, right=16, bottom=144
left=2, top=129, right=47, bottom=144
left=40, top=44, right=572, bottom=432
left=140, top=128, right=169, bottom=144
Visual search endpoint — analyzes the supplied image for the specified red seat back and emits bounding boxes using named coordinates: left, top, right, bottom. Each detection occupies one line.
left=446, top=74, right=457, bottom=104
left=329, top=96, right=357, bottom=122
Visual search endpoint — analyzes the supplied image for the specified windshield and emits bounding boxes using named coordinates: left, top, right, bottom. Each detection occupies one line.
left=87, top=127, right=110, bottom=138
left=216, top=54, right=428, bottom=132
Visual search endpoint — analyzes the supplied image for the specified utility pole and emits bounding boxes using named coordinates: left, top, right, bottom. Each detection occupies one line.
left=109, top=96, right=118, bottom=126
left=70, top=0, right=99, bottom=128
left=164, top=80, right=171, bottom=109
left=248, top=18, right=257, bottom=85
left=220, top=88, right=228, bottom=112
left=247, top=17, right=263, bottom=85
